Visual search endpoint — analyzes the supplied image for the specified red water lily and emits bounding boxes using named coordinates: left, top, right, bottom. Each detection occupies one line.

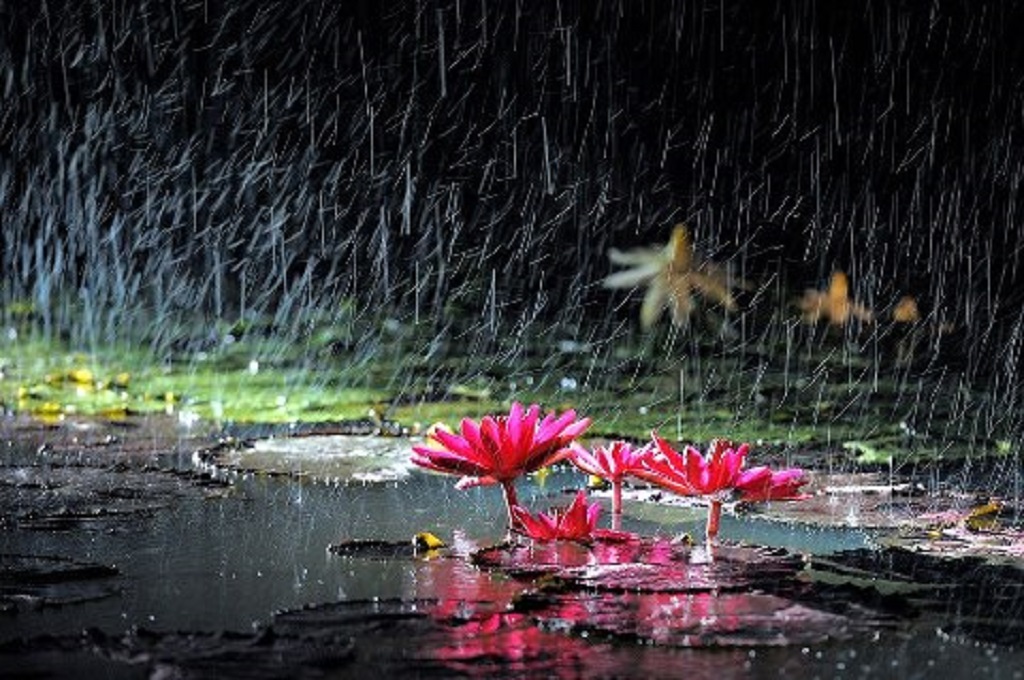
left=636, top=435, right=748, bottom=497
left=735, top=467, right=809, bottom=502
left=410, top=402, right=591, bottom=530
left=511, top=490, right=600, bottom=543
left=636, top=433, right=808, bottom=540
left=569, top=440, right=650, bottom=518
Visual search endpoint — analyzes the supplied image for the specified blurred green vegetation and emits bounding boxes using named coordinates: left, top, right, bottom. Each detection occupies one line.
left=0, top=304, right=1017, bottom=469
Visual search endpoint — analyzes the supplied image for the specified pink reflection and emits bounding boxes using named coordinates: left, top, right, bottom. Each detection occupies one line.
left=410, top=532, right=523, bottom=617
left=635, top=591, right=753, bottom=640
left=645, top=536, right=677, bottom=565
left=588, top=535, right=645, bottom=564
left=432, top=610, right=595, bottom=677
left=519, top=539, right=596, bottom=567
left=411, top=531, right=823, bottom=673
left=532, top=589, right=844, bottom=648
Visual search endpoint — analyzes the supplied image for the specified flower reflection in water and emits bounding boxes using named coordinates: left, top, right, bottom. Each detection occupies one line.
left=532, top=589, right=849, bottom=648
left=432, top=611, right=591, bottom=677
left=413, top=533, right=596, bottom=677
left=411, top=532, right=849, bottom=674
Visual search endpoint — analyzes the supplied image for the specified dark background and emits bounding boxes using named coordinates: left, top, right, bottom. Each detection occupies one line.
left=2, top=1, right=1022, bottom=361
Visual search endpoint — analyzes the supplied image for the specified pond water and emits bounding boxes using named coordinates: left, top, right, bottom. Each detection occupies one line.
left=0, top=453, right=863, bottom=636
left=2, top=437, right=1023, bottom=678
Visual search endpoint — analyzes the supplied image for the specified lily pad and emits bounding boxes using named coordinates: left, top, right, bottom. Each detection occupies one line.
left=808, top=547, right=1024, bottom=646
left=0, top=554, right=120, bottom=611
left=465, top=537, right=891, bottom=648
left=327, top=535, right=447, bottom=560
left=521, top=589, right=856, bottom=647
left=199, top=434, right=417, bottom=483
left=0, top=462, right=209, bottom=531
left=888, top=525, right=1024, bottom=563
left=0, top=599, right=689, bottom=677
left=473, top=537, right=805, bottom=592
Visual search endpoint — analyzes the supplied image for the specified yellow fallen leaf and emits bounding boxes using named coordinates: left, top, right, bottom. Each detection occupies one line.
left=413, top=532, right=446, bottom=550
left=37, top=401, right=62, bottom=415
left=965, top=500, right=1002, bottom=532
left=68, top=368, right=94, bottom=385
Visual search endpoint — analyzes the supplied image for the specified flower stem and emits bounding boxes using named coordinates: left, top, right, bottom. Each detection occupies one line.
left=610, top=480, right=624, bottom=531
left=706, top=499, right=723, bottom=542
left=502, top=480, right=520, bottom=534
left=612, top=480, right=623, bottom=515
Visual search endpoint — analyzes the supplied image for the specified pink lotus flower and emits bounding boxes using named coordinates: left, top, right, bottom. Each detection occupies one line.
left=511, top=490, right=601, bottom=543
left=735, top=467, right=809, bottom=502
left=569, top=440, right=650, bottom=518
left=636, top=436, right=748, bottom=497
left=636, top=433, right=808, bottom=541
left=411, top=402, right=591, bottom=530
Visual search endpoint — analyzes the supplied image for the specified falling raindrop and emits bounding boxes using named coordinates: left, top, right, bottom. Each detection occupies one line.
left=3, top=1, right=1024, bottom=674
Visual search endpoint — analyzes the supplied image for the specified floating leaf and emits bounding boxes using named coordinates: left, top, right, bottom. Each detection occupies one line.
left=965, top=500, right=1003, bottom=532
left=414, top=532, right=447, bottom=551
